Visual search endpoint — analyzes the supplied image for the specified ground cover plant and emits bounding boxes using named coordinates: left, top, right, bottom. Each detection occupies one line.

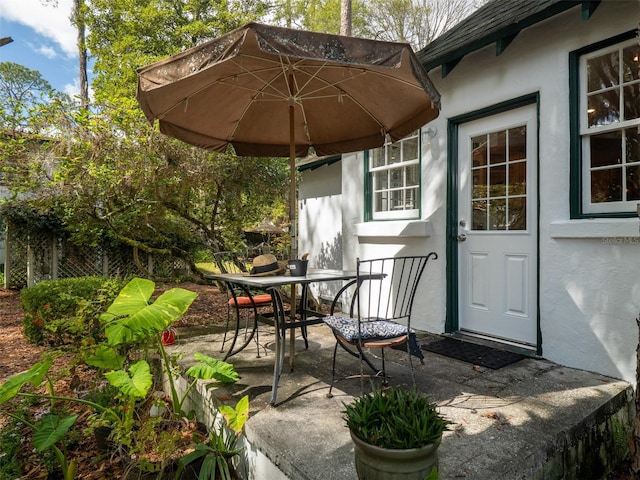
left=0, top=279, right=248, bottom=479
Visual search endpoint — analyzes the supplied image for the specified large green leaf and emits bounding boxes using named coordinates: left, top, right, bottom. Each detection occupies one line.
left=104, top=286, right=198, bottom=346
left=84, top=345, right=125, bottom=370
left=0, top=358, right=53, bottom=404
left=219, top=395, right=249, bottom=434
left=185, top=352, right=239, bottom=383
left=104, top=360, right=152, bottom=399
left=33, top=414, right=78, bottom=452
left=99, top=277, right=154, bottom=324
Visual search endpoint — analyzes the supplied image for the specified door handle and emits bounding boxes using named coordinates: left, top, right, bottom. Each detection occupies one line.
left=457, top=234, right=467, bottom=242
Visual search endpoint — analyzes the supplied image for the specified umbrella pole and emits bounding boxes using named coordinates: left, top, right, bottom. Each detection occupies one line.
left=289, top=96, right=297, bottom=372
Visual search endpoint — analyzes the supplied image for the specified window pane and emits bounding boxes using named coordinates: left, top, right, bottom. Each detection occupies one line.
left=375, top=170, right=389, bottom=190
left=389, top=142, right=401, bottom=165
left=591, top=168, right=622, bottom=203
left=489, top=198, right=506, bottom=230
left=472, top=135, right=487, bottom=167
left=489, top=131, right=506, bottom=164
left=508, top=197, right=527, bottom=230
left=371, top=147, right=385, bottom=168
left=489, top=164, right=506, bottom=197
left=390, top=168, right=403, bottom=188
left=472, top=200, right=487, bottom=230
left=622, top=44, right=640, bottom=82
left=403, top=136, right=418, bottom=161
left=590, top=130, right=622, bottom=167
left=509, top=127, right=526, bottom=161
left=627, top=165, right=640, bottom=200
left=509, top=161, right=527, bottom=195
left=623, top=84, right=640, bottom=121
left=587, top=90, right=620, bottom=127
left=406, top=187, right=418, bottom=209
left=406, top=164, right=419, bottom=187
left=375, top=192, right=388, bottom=211
left=587, top=51, right=619, bottom=91
left=390, top=190, right=403, bottom=210
left=472, top=167, right=487, bottom=199
left=626, top=127, right=640, bottom=163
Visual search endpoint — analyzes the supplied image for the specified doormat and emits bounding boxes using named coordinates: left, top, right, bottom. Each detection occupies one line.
left=421, top=337, right=526, bottom=370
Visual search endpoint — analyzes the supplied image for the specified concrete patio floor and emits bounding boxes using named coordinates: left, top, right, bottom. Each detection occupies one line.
left=166, top=322, right=633, bottom=480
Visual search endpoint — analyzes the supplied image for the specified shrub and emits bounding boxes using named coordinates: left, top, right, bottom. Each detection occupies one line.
left=20, top=276, right=128, bottom=345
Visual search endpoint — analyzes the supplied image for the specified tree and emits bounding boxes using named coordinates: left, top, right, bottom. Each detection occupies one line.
left=341, top=0, right=352, bottom=36
left=0, top=62, right=56, bottom=133
left=362, top=0, right=482, bottom=50
left=71, top=0, right=90, bottom=109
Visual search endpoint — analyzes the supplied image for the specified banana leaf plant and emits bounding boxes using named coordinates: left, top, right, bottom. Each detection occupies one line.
left=88, top=277, right=240, bottom=417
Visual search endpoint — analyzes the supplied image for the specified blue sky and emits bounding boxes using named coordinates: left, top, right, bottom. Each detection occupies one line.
left=0, top=0, right=82, bottom=97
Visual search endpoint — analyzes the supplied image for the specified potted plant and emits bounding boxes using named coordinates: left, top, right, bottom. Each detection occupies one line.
left=343, top=386, right=450, bottom=480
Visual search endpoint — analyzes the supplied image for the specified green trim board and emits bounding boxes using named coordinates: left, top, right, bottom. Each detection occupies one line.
left=446, top=93, right=541, bottom=355
left=568, top=30, right=637, bottom=219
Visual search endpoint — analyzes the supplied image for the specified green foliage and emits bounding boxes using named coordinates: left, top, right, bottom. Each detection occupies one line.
left=0, top=61, right=58, bottom=132
left=177, top=395, right=250, bottom=480
left=0, top=399, right=28, bottom=478
left=104, top=360, right=153, bottom=400
left=100, top=277, right=198, bottom=346
left=343, top=387, right=450, bottom=450
left=20, top=276, right=127, bottom=345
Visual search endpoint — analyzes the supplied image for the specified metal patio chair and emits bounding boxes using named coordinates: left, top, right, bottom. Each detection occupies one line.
left=322, top=253, right=437, bottom=396
left=213, top=251, right=273, bottom=358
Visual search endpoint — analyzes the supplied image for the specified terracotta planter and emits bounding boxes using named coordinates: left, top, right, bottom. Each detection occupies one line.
left=161, top=330, right=176, bottom=345
left=350, top=431, right=440, bottom=480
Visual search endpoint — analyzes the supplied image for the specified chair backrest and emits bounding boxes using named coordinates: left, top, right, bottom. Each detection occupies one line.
left=355, top=254, right=437, bottom=326
left=213, top=251, right=249, bottom=275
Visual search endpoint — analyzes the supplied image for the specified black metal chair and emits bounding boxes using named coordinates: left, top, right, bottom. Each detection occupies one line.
left=213, top=251, right=273, bottom=358
left=322, top=254, right=437, bottom=396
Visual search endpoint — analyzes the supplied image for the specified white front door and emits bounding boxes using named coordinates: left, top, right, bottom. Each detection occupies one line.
left=457, top=104, right=538, bottom=346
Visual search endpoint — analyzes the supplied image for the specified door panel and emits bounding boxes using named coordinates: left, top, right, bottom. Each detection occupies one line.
left=457, top=105, right=537, bottom=346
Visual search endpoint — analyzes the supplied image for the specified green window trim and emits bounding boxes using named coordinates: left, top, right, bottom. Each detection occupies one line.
left=569, top=30, right=638, bottom=219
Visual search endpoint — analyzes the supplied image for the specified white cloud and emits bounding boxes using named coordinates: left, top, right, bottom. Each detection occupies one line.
left=1, top=0, right=77, bottom=58
left=35, top=44, right=58, bottom=59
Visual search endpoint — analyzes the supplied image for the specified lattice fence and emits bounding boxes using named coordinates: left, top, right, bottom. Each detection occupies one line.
left=3, top=224, right=190, bottom=289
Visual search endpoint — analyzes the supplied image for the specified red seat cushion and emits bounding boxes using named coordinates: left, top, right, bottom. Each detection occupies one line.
left=229, top=294, right=272, bottom=307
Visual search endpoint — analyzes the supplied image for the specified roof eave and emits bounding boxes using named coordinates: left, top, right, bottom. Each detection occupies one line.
left=419, top=0, right=596, bottom=74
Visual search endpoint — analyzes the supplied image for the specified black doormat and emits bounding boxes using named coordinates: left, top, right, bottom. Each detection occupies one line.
left=421, top=337, right=525, bottom=370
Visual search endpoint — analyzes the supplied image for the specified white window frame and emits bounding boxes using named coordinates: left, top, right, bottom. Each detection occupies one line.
left=368, top=130, right=421, bottom=221
left=580, top=38, right=640, bottom=214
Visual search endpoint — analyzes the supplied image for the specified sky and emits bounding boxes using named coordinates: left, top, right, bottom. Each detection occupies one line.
left=0, top=0, right=82, bottom=97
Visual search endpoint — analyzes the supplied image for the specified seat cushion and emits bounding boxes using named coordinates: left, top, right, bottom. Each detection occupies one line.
left=323, top=315, right=425, bottom=362
left=229, top=293, right=272, bottom=307
left=323, top=316, right=407, bottom=342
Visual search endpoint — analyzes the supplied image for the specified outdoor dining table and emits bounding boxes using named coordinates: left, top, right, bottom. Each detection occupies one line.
left=203, top=268, right=359, bottom=405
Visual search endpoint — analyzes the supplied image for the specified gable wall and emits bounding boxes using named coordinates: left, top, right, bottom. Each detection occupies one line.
left=299, top=1, right=640, bottom=383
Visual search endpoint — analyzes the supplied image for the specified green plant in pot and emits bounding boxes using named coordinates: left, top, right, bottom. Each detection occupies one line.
left=343, top=387, right=450, bottom=480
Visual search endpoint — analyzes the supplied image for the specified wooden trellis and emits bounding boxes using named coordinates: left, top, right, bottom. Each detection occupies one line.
left=2, top=223, right=190, bottom=289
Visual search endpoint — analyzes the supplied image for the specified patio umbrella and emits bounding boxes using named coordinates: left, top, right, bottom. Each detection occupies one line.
left=136, top=22, right=440, bottom=259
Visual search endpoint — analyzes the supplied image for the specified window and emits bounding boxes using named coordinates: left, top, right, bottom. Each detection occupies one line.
left=576, top=35, right=640, bottom=215
left=470, top=126, right=527, bottom=231
left=367, top=130, right=420, bottom=220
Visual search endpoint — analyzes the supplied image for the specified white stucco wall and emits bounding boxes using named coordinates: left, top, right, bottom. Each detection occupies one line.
left=299, top=1, right=640, bottom=383
left=298, top=161, right=345, bottom=303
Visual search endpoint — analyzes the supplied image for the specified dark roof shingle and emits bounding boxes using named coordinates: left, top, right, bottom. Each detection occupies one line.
left=417, top=0, right=586, bottom=72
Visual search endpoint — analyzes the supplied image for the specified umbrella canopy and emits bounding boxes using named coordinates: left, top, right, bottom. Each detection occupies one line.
left=136, top=22, right=441, bottom=257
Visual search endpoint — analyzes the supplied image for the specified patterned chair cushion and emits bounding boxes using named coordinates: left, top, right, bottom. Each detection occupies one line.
left=323, top=315, right=424, bottom=362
